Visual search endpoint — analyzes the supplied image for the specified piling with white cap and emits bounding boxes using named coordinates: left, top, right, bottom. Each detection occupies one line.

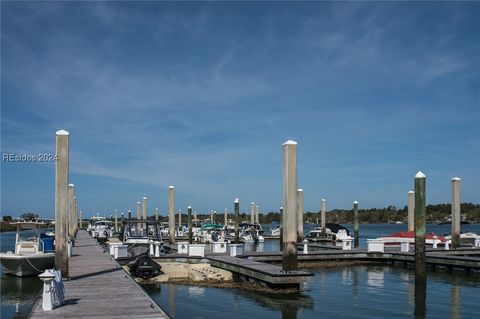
left=282, top=140, right=298, bottom=271
left=451, top=177, right=461, bottom=248
left=234, top=198, right=240, bottom=243
left=353, top=200, right=359, bottom=248
left=168, top=186, right=175, bottom=244
left=188, top=206, right=193, bottom=244
left=178, top=210, right=182, bottom=233
left=224, top=208, right=228, bottom=229
left=414, top=171, right=427, bottom=312
left=321, top=199, right=326, bottom=234
left=296, top=189, right=304, bottom=241
left=136, top=201, right=142, bottom=220
left=67, top=184, right=75, bottom=238
left=255, top=205, right=260, bottom=224
left=142, top=197, right=148, bottom=220
left=55, top=130, right=69, bottom=278
left=155, top=208, right=159, bottom=221
left=408, top=191, right=415, bottom=232
left=250, top=203, right=255, bottom=224
left=279, top=206, right=283, bottom=250
left=114, top=209, right=118, bottom=231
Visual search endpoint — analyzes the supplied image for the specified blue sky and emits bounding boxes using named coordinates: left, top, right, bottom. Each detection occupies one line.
left=1, top=1, right=479, bottom=218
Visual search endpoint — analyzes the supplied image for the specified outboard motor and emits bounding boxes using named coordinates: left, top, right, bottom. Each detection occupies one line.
left=211, top=231, right=219, bottom=242
left=127, top=253, right=163, bottom=279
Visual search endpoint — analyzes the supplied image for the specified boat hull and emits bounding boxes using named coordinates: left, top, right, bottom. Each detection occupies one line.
left=0, top=252, right=55, bottom=277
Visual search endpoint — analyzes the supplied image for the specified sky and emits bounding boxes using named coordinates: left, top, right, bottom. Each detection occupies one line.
left=1, top=1, right=479, bottom=219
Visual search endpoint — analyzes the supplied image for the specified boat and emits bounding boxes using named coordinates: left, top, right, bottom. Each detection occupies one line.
left=239, top=223, right=265, bottom=243
left=305, top=223, right=351, bottom=243
left=121, top=219, right=168, bottom=256
left=90, top=220, right=114, bottom=242
left=198, top=223, right=225, bottom=243
left=444, top=232, right=479, bottom=246
left=270, top=222, right=280, bottom=237
left=0, top=222, right=55, bottom=277
left=376, top=231, right=445, bottom=246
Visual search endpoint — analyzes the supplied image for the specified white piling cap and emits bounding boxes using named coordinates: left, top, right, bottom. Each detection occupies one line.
left=415, top=171, right=426, bottom=178
left=251, top=202, right=255, bottom=205
left=143, top=197, right=147, bottom=200
left=353, top=200, right=359, bottom=205
left=452, top=177, right=461, bottom=181
left=137, top=201, right=141, bottom=204
left=68, top=183, right=75, bottom=187
left=297, top=188, right=303, bottom=192
left=408, top=191, right=414, bottom=194
left=280, top=206, right=283, bottom=209
left=188, top=206, right=192, bottom=209
left=256, top=205, right=259, bottom=208
left=282, top=140, right=297, bottom=146
left=234, top=198, right=239, bottom=203
left=56, top=129, right=69, bottom=135
left=321, top=199, right=326, bottom=202
left=169, top=185, right=175, bottom=189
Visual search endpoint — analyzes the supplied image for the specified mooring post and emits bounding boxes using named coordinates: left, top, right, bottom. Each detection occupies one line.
left=73, top=196, right=77, bottom=234
left=178, top=210, right=182, bottom=233
left=128, top=210, right=131, bottom=219
left=188, top=206, right=193, bottom=244
left=451, top=177, right=461, bottom=248
left=250, top=202, right=255, bottom=224
left=255, top=205, right=260, bottom=224
left=224, top=208, right=228, bottom=228
left=297, top=189, right=304, bottom=242
left=353, top=200, right=359, bottom=248
left=78, top=210, right=82, bottom=229
left=279, top=206, right=283, bottom=250
left=67, top=184, right=74, bottom=239
left=114, top=209, right=118, bottom=231
left=168, top=186, right=175, bottom=244
left=142, top=197, right=148, bottom=230
left=234, top=198, right=240, bottom=244
left=55, top=130, right=69, bottom=278
left=414, top=171, right=427, bottom=318
left=136, top=201, right=141, bottom=220
left=282, top=140, right=298, bottom=271
left=155, top=208, right=159, bottom=221
left=321, top=199, right=326, bottom=235
left=408, top=191, right=415, bottom=232
left=210, top=210, right=214, bottom=223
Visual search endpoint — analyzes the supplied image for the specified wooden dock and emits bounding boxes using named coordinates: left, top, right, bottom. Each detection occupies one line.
left=29, top=230, right=169, bottom=319
left=208, top=255, right=313, bottom=289
left=243, top=248, right=480, bottom=272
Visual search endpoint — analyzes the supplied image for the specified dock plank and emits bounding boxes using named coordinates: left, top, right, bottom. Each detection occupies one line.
left=29, top=230, right=169, bottom=319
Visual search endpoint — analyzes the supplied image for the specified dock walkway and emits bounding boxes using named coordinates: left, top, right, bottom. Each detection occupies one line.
left=30, top=230, right=169, bottom=319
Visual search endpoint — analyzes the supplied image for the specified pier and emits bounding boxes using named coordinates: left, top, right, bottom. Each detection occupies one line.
left=30, top=230, right=169, bottom=319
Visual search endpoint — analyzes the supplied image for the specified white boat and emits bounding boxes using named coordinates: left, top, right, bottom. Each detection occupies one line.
left=306, top=223, right=351, bottom=243
left=239, top=223, right=265, bottom=243
left=0, top=222, right=55, bottom=277
left=270, top=222, right=281, bottom=237
left=91, top=220, right=114, bottom=242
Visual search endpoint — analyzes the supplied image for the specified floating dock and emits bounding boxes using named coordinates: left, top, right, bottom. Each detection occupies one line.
left=29, top=230, right=169, bottom=319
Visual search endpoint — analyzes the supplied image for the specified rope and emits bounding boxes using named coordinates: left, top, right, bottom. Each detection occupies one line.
left=25, top=256, right=44, bottom=273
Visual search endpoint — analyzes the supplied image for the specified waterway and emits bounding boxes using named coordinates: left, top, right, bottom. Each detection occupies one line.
left=1, top=224, right=480, bottom=318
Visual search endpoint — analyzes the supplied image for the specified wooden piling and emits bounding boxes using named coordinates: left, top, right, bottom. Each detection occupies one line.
left=168, top=186, right=175, bottom=244
left=55, top=129, right=69, bottom=278
left=128, top=210, right=131, bottom=219
left=224, top=208, right=228, bottom=228
left=188, top=206, right=193, bottom=244
left=414, top=171, right=427, bottom=304
left=234, top=198, right=240, bottom=244
left=136, top=201, right=141, bottom=220
left=353, top=200, right=359, bottom=248
left=279, top=206, right=283, bottom=250
left=114, top=209, right=118, bottom=231
left=321, top=199, right=326, bottom=235
left=297, top=189, right=303, bottom=241
left=67, top=184, right=74, bottom=238
left=155, top=207, right=159, bottom=221
left=250, top=203, right=255, bottom=224
left=178, top=210, right=182, bottom=231
left=282, top=140, right=298, bottom=271
left=408, top=191, right=415, bottom=232
left=451, top=177, right=461, bottom=248
left=255, top=205, right=260, bottom=224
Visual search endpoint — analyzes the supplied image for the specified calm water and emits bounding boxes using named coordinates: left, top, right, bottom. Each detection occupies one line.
left=1, top=224, right=480, bottom=319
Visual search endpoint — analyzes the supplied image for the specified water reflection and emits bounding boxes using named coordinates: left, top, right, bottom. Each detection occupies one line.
left=0, top=274, right=43, bottom=319
left=187, top=286, right=205, bottom=297
left=168, top=284, right=176, bottom=318
left=367, top=269, right=385, bottom=290
left=414, top=277, right=426, bottom=319
left=235, top=289, right=314, bottom=319
left=451, top=276, right=460, bottom=319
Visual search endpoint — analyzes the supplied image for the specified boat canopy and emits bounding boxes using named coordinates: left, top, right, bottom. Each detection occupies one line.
left=10, top=222, right=47, bottom=230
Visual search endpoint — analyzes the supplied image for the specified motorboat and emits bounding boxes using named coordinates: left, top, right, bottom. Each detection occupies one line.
left=121, top=219, right=168, bottom=256
left=239, top=223, right=265, bottom=243
left=270, top=222, right=280, bottom=237
left=0, top=222, right=55, bottom=277
left=198, top=223, right=225, bottom=243
left=444, top=232, right=479, bottom=246
left=306, top=223, right=351, bottom=243
left=91, top=220, right=114, bottom=242
left=376, top=231, right=445, bottom=246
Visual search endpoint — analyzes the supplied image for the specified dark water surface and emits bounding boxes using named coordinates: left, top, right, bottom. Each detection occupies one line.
left=2, top=224, right=480, bottom=318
